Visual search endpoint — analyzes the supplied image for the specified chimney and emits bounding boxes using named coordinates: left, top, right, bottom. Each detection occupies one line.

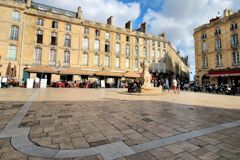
left=224, top=9, right=229, bottom=17
left=159, top=33, right=165, bottom=37
left=228, top=9, right=234, bottom=16
left=223, top=9, right=234, bottom=17
left=77, top=6, right=83, bottom=19
left=125, top=21, right=132, bottom=30
left=107, top=16, right=114, bottom=25
left=140, top=22, right=147, bottom=33
left=27, top=0, right=32, bottom=8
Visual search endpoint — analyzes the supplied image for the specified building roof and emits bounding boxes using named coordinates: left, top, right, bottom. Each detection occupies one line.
left=194, top=10, right=240, bottom=33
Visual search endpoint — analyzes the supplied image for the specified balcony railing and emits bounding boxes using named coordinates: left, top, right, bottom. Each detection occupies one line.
left=33, top=60, right=41, bottom=65
left=202, top=49, right=208, bottom=54
left=48, top=61, right=56, bottom=66
left=63, top=62, right=70, bottom=67
left=231, top=43, right=239, bottom=49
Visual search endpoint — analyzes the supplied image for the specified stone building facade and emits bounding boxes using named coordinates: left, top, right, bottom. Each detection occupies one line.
left=0, top=0, right=189, bottom=86
left=194, top=9, right=240, bottom=89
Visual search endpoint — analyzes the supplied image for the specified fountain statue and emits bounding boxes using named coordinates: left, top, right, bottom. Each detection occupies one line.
left=139, top=60, right=162, bottom=94
left=140, top=60, right=152, bottom=89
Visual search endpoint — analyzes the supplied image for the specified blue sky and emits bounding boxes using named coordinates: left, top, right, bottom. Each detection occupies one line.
left=118, top=0, right=164, bottom=28
left=35, top=0, right=240, bottom=80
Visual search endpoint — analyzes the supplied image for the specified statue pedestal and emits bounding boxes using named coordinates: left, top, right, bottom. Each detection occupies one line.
left=141, top=86, right=162, bottom=94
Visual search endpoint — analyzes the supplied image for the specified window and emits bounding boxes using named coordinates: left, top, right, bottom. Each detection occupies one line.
left=202, top=41, right=207, bottom=52
left=105, top=32, right=110, bottom=39
left=8, top=45, right=17, bottom=61
left=116, top=34, right=120, bottom=41
left=64, top=34, right=71, bottom=47
left=215, top=28, right=221, bottom=35
left=215, top=38, right=222, bottom=50
left=83, top=53, right=88, bottom=66
left=94, top=39, right=100, bottom=52
left=36, top=30, right=43, bottom=44
left=105, top=41, right=110, bottom=52
left=126, top=36, right=130, bottom=42
left=151, top=49, right=155, bottom=60
left=37, top=18, right=44, bottom=26
left=134, top=46, right=139, bottom=57
left=158, top=41, right=161, bottom=47
left=116, top=43, right=120, bottom=56
left=12, top=10, right=20, bottom=21
left=94, top=54, right=99, bottom=66
left=231, top=34, right=238, bottom=47
left=201, top=33, right=207, bottom=39
left=202, top=56, right=208, bottom=68
left=134, top=59, right=139, bottom=71
left=152, top=40, right=155, bottom=46
left=143, top=47, right=147, bottom=58
left=83, top=38, right=89, bottom=51
left=163, top=42, right=166, bottom=48
left=34, top=47, right=42, bottom=64
left=104, top=55, right=110, bottom=67
left=126, top=45, right=130, bottom=57
left=125, top=58, right=130, bottom=69
left=49, top=49, right=56, bottom=65
left=233, top=51, right=240, bottom=64
left=84, top=27, right=89, bottom=34
left=115, top=57, right=120, bottom=68
left=51, top=32, right=57, bottom=45
left=157, top=50, right=161, bottom=61
left=64, top=50, right=70, bottom=66
left=216, top=54, right=223, bottom=66
left=52, top=21, right=58, bottom=29
left=230, top=23, right=238, bottom=31
left=10, top=26, right=19, bottom=40
left=65, top=23, right=71, bottom=31
left=162, top=50, right=166, bottom=58
left=95, top=30, right=100, bottom=36
left=135, top=37, right=139, bottom=44
left=143, top=39, right=147, bottom=46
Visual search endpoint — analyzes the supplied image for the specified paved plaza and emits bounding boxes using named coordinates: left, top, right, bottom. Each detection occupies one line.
left=0, top=88, right=240, bottom=160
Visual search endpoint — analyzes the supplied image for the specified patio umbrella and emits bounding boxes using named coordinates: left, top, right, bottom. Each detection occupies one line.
left=12, top=65, right=17, bottom=77
left=5, top=62, right=12, bottom=77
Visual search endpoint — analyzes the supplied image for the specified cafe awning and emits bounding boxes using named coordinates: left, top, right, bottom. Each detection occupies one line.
left=124, top=71, right=140, bottom=78
left=207, top=70, right=240, bottom=77
left=25, top=66, right=57, bottom=74
left=96, top=70, right=124, bottom=77
left=60, top=68, right=95, bottom=76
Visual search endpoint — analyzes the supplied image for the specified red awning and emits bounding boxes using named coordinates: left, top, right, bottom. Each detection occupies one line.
left=207, top=70, right=240, bottom=77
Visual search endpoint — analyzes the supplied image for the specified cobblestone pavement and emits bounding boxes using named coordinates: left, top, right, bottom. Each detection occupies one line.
left=0, top=88, right=240, bottom=160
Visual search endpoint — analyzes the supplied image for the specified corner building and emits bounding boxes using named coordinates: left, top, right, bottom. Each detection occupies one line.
left=194, top=9, right=240, bottom=90
left=0, top=0, right=189, bottom=85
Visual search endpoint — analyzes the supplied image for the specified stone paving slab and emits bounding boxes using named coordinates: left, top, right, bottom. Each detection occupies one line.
left=0, top=88, right=240, bottom=160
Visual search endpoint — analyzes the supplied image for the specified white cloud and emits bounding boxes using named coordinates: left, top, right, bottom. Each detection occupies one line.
left=143, top=0, right=240, bottom=80
left=35, top=0, right=140, bottom=27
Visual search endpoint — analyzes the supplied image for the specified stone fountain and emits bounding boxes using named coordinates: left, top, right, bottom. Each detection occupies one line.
left=140, top=60, right=162, bottom=94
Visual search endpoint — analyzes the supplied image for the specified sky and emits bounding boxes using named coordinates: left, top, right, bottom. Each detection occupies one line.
left=35, top=0, right=240, bottom=80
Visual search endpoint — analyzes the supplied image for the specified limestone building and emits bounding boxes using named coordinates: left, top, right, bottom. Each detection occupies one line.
left=194, top=9, right=240, bottom=89
left=0, top=0, right=189, bottom=85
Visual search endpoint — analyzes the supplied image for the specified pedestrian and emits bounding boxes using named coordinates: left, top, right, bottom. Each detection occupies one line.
left=177, top=78, right=180, bottom=93
left=172, top=78, right=177, bottom=94
left=165, top=78, right=170, bottom=92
